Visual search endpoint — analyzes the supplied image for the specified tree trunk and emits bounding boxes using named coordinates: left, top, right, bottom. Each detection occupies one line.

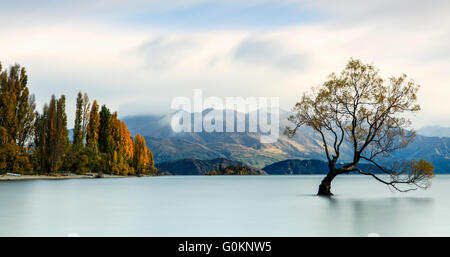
left=317, top=169, right=338, bottom=196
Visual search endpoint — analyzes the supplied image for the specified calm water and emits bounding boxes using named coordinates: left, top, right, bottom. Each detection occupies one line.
left=1, top=175, right=449, bottom=237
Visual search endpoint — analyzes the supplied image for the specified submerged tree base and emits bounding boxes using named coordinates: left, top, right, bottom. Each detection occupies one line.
left=317, top=184, right=333, bottom=196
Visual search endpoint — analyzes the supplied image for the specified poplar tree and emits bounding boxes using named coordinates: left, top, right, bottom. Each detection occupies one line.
left=0, top=63, right=35, bottom=147
left=0, top=62, right=35, bottom=172
left=81, top=93, right=90, bottom=142
left=33, top=95, right=69, bottom=173
left=108, top=112, right=135, bottom=175
left=1, top=60, right=157, bottom=176
left=56, top=95, right=69, bottom=169
left=73, top=92, right=90, bottom=149
left=119, top=121, right=134, bottom=162
left=86, top=100, right=100, bottom=153
left=98, top=105, right=112, bottom=154
left=73, top=92, right=84, bottom=148
left=33, top=104, right=49, bottom=172
left=133, top=134, right=154, bottom=175
left=46, top=95, right=58, bottom=171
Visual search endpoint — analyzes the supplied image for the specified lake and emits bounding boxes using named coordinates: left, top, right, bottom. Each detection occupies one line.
left=1, top=175, right=449, bottom=237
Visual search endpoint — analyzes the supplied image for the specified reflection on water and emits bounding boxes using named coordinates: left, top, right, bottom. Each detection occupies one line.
left=0, top=175, right=449, bottom=236
left=323, top=197, right=435, bottom=236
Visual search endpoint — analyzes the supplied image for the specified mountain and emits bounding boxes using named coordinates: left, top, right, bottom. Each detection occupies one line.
left=123, top=109, right=340, bottom=168
left=262, top=159, right=384, bottom=175
left=389, top=135, right=450, bottom=174
left=417, top=126, right=450, bottom=138
left=145, top=136, right=226, bottom=163
left=156, top=158, right=263, bottom=175
left=122, top=109, right=450, bottom=173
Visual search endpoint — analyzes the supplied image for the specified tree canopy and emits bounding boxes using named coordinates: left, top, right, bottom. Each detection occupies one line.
left=0, top=61, right=156, bottom=176
left=285, top=59, right=434, bottom=195
left=0, top=63, right=35, bottom=172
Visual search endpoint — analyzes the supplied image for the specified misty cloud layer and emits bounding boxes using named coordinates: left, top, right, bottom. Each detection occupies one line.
left=0, top=0, right=449, bottom=129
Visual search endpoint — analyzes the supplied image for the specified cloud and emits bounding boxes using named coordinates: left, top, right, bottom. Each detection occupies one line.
left=306, top=0, right=450, bottom=29
left=0, top=1, right=450, bottom=129
left=136, top=37, right=198, bottom=70
left=234, top=37, right=309, bottom=71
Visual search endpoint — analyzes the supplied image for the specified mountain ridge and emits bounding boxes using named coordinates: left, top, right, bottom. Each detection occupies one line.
left=123, top=109, right=450, bottom=173
left=417, top=125, right=450, bottom=138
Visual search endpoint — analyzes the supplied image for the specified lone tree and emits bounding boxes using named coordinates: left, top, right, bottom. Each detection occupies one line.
left=285, top=59, right=434, bottom=196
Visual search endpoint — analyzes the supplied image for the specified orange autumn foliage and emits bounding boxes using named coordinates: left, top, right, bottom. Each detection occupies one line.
left=133, top=134, right=154, bottom=174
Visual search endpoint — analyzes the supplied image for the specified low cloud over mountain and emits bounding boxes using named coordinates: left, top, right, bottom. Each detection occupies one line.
left=123, top=109, right=450, bottom=173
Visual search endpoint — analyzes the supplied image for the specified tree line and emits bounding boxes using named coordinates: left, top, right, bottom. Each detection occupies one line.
left=0, top=62, right=155, bottom=176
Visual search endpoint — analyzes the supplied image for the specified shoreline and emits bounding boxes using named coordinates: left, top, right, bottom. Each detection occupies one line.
left=1, top=173, right=449, bottom=182
left=0, top=173, right=135, bottom=182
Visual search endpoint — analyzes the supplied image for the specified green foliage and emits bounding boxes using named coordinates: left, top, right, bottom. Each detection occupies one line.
left=0, top=62, right=35, bottom=173
left=33, top=95, right=69, bottom=173
left=0, top=139, right=33, bottom=174
left=0, top=63, right=35, bottom=147
left=73, top=92, right=84, bottom=148
left=0, top=60, right=156, bottom=176
left=86, top=100, right=100, bottom=153
left=98, top=105, right=112, bottom=154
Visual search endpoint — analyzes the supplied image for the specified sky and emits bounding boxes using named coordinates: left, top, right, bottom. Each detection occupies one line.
left=0, top=0, right=449, bottom=129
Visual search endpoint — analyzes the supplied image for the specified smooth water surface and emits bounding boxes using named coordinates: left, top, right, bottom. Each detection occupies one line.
left=1, top=175, right=449, bottom=236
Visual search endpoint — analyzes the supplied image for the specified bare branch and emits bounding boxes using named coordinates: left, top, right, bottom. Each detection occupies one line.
left=284, top=59, right=433, bottom=195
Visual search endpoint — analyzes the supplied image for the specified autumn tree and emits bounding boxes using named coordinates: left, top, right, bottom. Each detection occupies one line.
left=0, top=126, right=9, bottom=171
left=81, top=93, right=90, bottom=141
left=33, top=105, right=48, bottom=172
left=56, top=95, right=69, bottom=172
left=0, top=62, right=35, bottom=173
left=86, top=100, right=100, bottom=153
left=56, top=95, right=69, bottom=154
left=149, top=151, right=154, bottom=171
left=0, top=126, right=33, bottom=173
left=1, top=60, right=156, bottom=176
left=285, top=59, right=434, bottom=196
left=133, top=134, right=154, bottom=175
left=0, top=63, right=36, bottom=147
left=33, top=95, right=69, bottom=173
left=83, top=101, right=140, bottom=175
left=69, top=92, right=91, bottom=173
left=106, top=111, right=119, bottom=173
left=119, top=121, right=134, bottom=162
left=46, top=96, right=58, bottom=171
left=108, top=112, right=134, bottom=175
left=72, top=92, right=90, bottom=148
left=73, top=92, right=84, bottom=148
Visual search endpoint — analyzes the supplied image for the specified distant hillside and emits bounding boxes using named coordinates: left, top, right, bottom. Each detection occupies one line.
left=145, top=136, right=225, bottom=163
left=156, top=158, right=263, bottom=175
left=123, top=109, right=339, bottom=168
left=390, top=135, right=450, bottom=174
left=262, top=159, right=384, bottom=175
left=417, top=126, right=450, bottom=138
left=122, top=109, right=450, bottom=173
